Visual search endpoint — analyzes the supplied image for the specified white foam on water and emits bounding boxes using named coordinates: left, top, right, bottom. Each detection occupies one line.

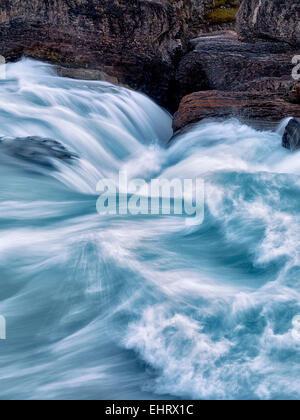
left=0, top=59, right=299, bottom=400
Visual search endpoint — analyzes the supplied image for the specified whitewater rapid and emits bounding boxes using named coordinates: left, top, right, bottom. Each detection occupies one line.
left=0, top=59, right=299, bottom=400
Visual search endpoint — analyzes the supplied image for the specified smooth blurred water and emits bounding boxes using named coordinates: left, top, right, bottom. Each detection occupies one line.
left=0, top=59, right=299, bottom=400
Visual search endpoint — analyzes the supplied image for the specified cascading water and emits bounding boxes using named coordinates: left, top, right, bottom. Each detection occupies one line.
left=0, top=59, right=299, bottom=400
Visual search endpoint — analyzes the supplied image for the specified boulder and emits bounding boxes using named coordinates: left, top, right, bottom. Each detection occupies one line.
left=173, top=91, right=300, bottom=131
left=236, top=0, right=300, bottom=47
left=282, top=118, right=300, bottom=151
left=0, top=137, right=77, bottom=169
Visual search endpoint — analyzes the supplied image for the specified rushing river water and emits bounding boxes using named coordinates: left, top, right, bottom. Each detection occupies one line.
left=0, top=59, right=299, bottom=400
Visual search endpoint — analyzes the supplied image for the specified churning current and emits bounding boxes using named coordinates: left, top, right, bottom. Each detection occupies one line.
left=0, top=59, right=299, bottom=400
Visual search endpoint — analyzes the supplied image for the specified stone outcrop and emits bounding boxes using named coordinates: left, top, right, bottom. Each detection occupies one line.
left=0, top=0, right=190, bottom=109
left=173, top=91, right=300, bottom=131
left=176, top=32, right=298, bottom=99
left=282, top=118, right=300, bottom=151
left=236, top=0, right=300, bottom=47
left=173, top=26, right=300, bottom=132
left=0, top=137, right=77, bottom=169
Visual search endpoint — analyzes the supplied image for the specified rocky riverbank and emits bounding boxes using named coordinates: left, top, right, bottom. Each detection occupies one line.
left=173, top=0, right=300, bottom=132
left=0, top=0, right=300, bottom=127
left=0, top=0, right=242, bottom=110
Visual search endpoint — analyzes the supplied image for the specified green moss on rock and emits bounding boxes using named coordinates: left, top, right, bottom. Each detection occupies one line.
left=207, top=7, right=239, bottom=23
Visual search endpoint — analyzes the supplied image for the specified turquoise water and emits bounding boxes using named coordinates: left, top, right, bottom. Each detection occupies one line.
left=0, top=60, right=299, bottom=400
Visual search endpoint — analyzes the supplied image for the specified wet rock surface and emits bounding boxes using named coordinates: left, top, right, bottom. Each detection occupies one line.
left=173, top=91, right=300, bottom=131
left=0, top=137, right=77, bottom=169
left=282, top=118, right=300, bottom=151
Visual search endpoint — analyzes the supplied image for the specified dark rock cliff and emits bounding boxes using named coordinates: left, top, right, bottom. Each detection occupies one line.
left=176, top=32, right=296, bottom=99
left=236, top=0, right=300, bottom=47
left=0, top=0, right=189, bottom=109
left=0, top=0, right=243, bottom=109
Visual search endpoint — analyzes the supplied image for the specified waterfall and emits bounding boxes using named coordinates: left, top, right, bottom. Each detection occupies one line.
left=0, top=59, right=299, bottom=400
